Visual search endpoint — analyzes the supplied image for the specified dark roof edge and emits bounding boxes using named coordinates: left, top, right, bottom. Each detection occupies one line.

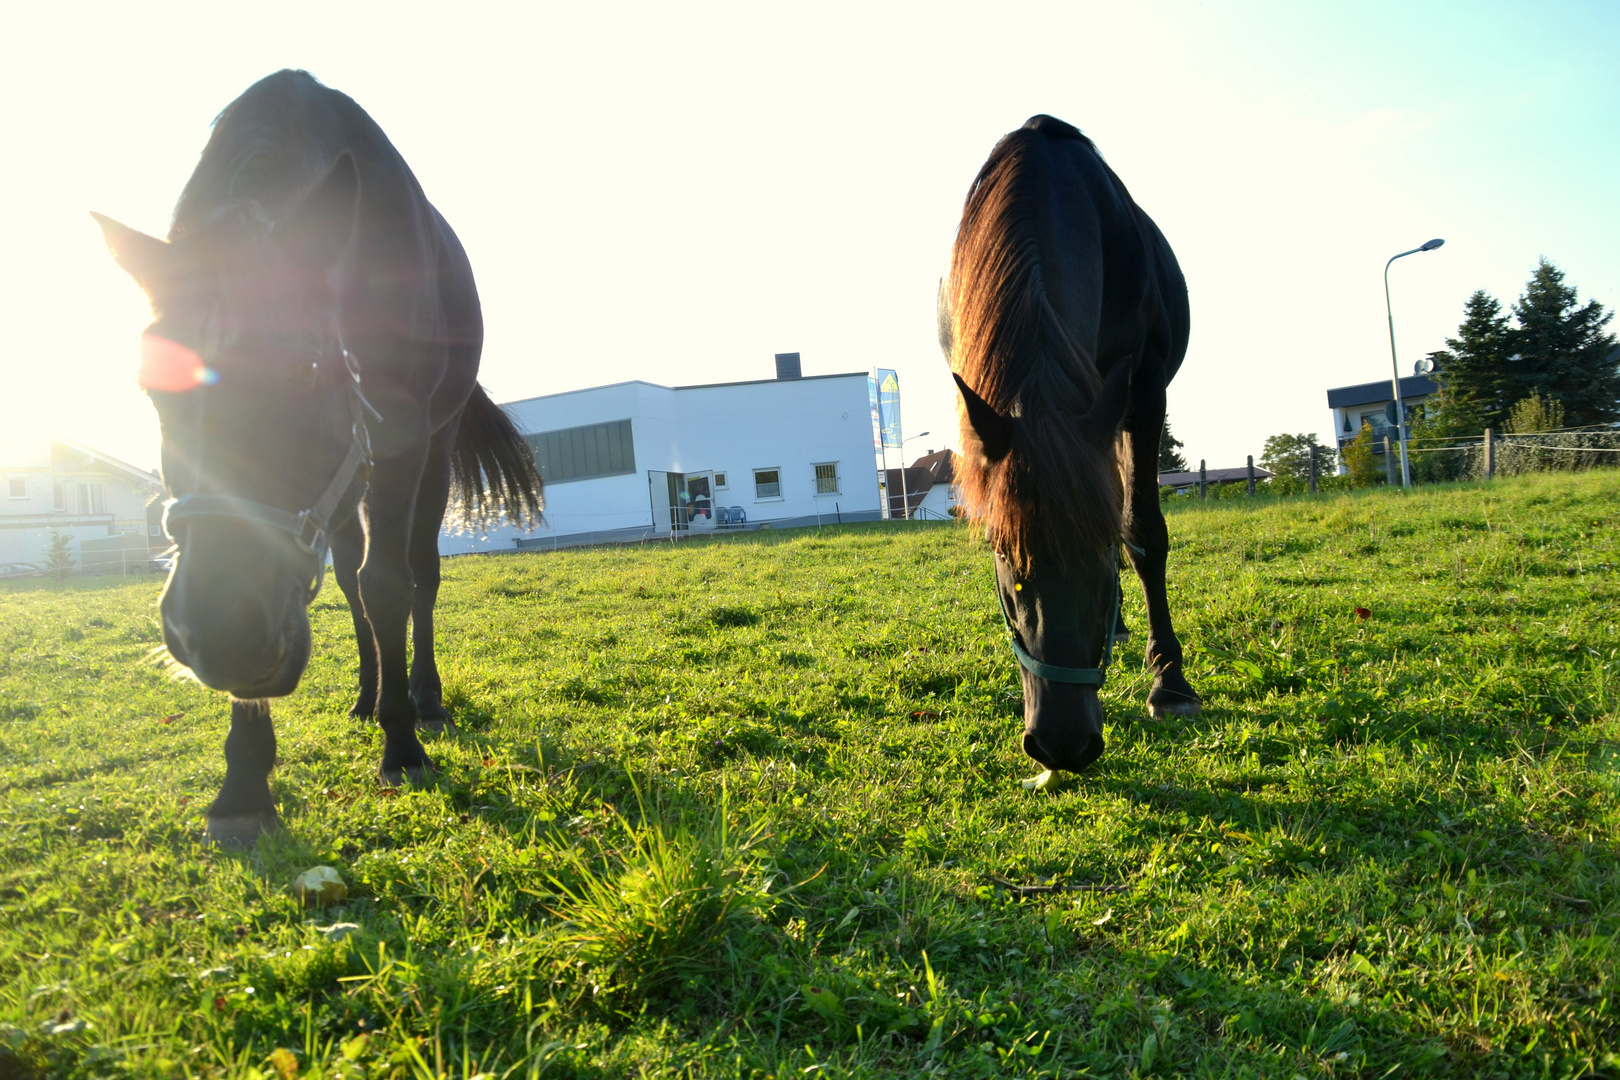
left=1326, top=375, right=1437, bottom=408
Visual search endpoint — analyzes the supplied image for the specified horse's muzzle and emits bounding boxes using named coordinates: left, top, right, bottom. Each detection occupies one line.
left=161, top=562, right=311, bottom=697
left=1020, top=674, right=1106, bottom=772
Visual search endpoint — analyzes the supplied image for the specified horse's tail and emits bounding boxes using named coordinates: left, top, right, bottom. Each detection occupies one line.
left=450, top=385, right=544, bottom=527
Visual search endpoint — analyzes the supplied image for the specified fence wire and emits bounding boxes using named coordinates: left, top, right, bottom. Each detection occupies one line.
left=1405, top=430, right=1620, bottom=481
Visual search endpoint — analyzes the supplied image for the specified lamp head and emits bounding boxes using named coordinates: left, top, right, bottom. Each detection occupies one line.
left=1420, top=238, right=1445, bottom=251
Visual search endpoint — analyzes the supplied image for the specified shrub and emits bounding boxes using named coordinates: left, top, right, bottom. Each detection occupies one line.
left=1340, top=423, right=1383, bottom=487
left=1506, top=391, right=1565, bottom=434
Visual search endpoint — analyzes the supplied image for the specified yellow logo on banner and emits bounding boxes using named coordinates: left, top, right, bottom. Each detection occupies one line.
left=881, top=374, right=899, bottom=391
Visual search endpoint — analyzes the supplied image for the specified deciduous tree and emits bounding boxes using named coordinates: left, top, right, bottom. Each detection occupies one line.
left=1259, top=433, right=1332, bottom=483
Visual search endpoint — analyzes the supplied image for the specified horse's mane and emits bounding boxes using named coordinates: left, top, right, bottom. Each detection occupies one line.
left=170, top=70, right=352, bottom=241
left=946, top=120, right=1122, bottom=573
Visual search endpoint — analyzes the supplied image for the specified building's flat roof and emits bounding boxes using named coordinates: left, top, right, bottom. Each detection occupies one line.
left=499, top=371, right=869, bottom=408
left=1326, top=375, right=1437, bottom=409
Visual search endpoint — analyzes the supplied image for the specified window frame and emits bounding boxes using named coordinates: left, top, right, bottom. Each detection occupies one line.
left=5, top=477, right=25, bottom=500
left=713, top=471, right=728, bottom=490
left=752, top=467, right=783, bottom=501
left=812, top=461, right=840, bottom=496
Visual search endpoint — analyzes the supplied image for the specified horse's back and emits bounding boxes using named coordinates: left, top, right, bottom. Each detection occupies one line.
left=1014, top=117, right=1188, bottom=381
left=179, top=71, right=481, bottom=420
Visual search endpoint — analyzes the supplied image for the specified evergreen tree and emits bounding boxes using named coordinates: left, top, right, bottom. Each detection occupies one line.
left=1507, top=259, right=1620, bottom=427
left=1431, top=290, right=1512, bottom=428
left=44, top=530, right=74, bottom=582
left=1158, top=419, right=1188, bottom=472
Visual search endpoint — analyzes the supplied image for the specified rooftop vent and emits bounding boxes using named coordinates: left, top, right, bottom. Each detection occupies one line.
left=774, top=352, right=802, bottom=380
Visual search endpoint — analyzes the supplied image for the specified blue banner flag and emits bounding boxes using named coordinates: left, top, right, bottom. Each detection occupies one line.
left=876, top=368, right=902, bottom=449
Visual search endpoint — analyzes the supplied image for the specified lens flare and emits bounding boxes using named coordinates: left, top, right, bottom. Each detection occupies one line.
left=138, top=335, right=216, bottom=391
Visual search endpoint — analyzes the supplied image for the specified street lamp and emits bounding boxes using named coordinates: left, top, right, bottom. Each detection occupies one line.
left=899, top=431, right=931, bottom=520
left=1384, top=238, right=1445, bottom=491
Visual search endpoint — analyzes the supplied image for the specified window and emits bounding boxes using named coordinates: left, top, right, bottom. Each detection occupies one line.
left=713, top=472, right=727, bottom=489
left=6, top=478, right=24, bottom=499
left=753, top=468, right=781, bottom=500
left=523, top=419, right=635, bottom=484
left=52, top=482, right=104, bottom=514
left=814, top=462, right=839, bottom=495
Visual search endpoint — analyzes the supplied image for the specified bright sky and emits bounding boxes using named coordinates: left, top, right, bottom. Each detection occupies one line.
left=4, top=1, right=1616, bottom=474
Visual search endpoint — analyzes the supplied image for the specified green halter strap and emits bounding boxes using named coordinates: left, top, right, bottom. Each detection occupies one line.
left=1002, top=541, right=1143, bottom=687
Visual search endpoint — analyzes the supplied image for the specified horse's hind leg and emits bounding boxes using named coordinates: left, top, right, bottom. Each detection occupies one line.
left=205, top=699, right=279, bottom=845
left=1123, top=358, right=1201, bottom=719
left=409, top=423, right=457, bottom=734
left=332, top=517, right=377, bottom=719
left=360, top=438, right=435, bottom=786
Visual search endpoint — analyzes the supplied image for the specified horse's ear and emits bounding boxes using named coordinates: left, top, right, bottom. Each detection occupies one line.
left=1081, top=360, right=1132, bottom=448
left=91, top=212, right=169, bottom=287
left=954, top=372, right=1014, bottom=462
left=277, top=151, right=359, bottom=269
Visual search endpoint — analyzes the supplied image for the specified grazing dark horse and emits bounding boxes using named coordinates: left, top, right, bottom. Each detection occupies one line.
left=94, top=70, right=542, bottom=844
left=939, top=115, right=1200, bottom=774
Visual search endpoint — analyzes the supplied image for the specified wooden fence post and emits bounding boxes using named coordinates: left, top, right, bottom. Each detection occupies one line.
left=1199, top=459, right=1207, bottom=500
left=1484, top=427, right=1494, bottom=479
left=1309, top=443, right=1319, bottom=493
left=1247, top=455, right=1256, bottom=495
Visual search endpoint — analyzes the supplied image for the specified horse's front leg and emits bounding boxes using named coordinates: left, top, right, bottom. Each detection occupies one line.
left=358, top=441, right=434, bottom=785
left=1122, top=358, right=1202, bottom=719
left=205, top=698, right=279, bottom=845
left=331, top=516, right=377, bottom=719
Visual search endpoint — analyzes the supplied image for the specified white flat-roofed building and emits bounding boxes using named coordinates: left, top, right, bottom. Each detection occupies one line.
left=442, top=357, right=889, bottom=553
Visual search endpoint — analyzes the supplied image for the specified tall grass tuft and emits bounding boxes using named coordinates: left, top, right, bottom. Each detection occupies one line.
left=543, top=782, right=775, bottom=1011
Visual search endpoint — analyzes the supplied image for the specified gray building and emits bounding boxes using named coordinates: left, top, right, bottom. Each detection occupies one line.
left=1326, top=374, right=1437, bottom=461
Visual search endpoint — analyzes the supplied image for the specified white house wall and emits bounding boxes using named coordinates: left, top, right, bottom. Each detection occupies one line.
left=441, top=375, right=883, bottom=554
left=1, top=438, right=162, bottom=568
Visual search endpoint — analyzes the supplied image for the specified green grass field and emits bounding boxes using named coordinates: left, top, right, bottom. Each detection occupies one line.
left=2, top=472, right=1619, bottom=1079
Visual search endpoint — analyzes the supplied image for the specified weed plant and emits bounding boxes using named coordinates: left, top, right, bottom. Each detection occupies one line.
left=1, top=472, right=1618, bottom=1078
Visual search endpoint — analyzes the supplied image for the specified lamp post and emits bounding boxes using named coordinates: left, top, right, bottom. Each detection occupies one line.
left=1384, top=238, right=1444, bottom=490
left=899, top=431, right=930, bottom=519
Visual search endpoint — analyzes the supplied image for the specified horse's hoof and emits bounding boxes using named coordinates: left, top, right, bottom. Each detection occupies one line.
left=1113, top=631, right=1132, bottom=645
left=348, top=703, right=375, bottom=721
left=378, top=763, right=432, bottom=787
left=1148, top=692, right=1203, bottom=719
left=205, top=812, right=279, bottom=847
left=416, top=716, right=457, bottom=737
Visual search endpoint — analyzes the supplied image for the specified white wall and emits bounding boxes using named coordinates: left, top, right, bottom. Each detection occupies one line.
left=1, top=438, right=160, bottom=567
left=915, top=482, right=959, bottom=520
left=440, top=374, right=883, bottom=553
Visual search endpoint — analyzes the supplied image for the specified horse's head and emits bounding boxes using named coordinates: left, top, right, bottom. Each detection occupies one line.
left=95, top=154, right=364, bottom=698
left=954, top=361, right=1131, bottom=773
